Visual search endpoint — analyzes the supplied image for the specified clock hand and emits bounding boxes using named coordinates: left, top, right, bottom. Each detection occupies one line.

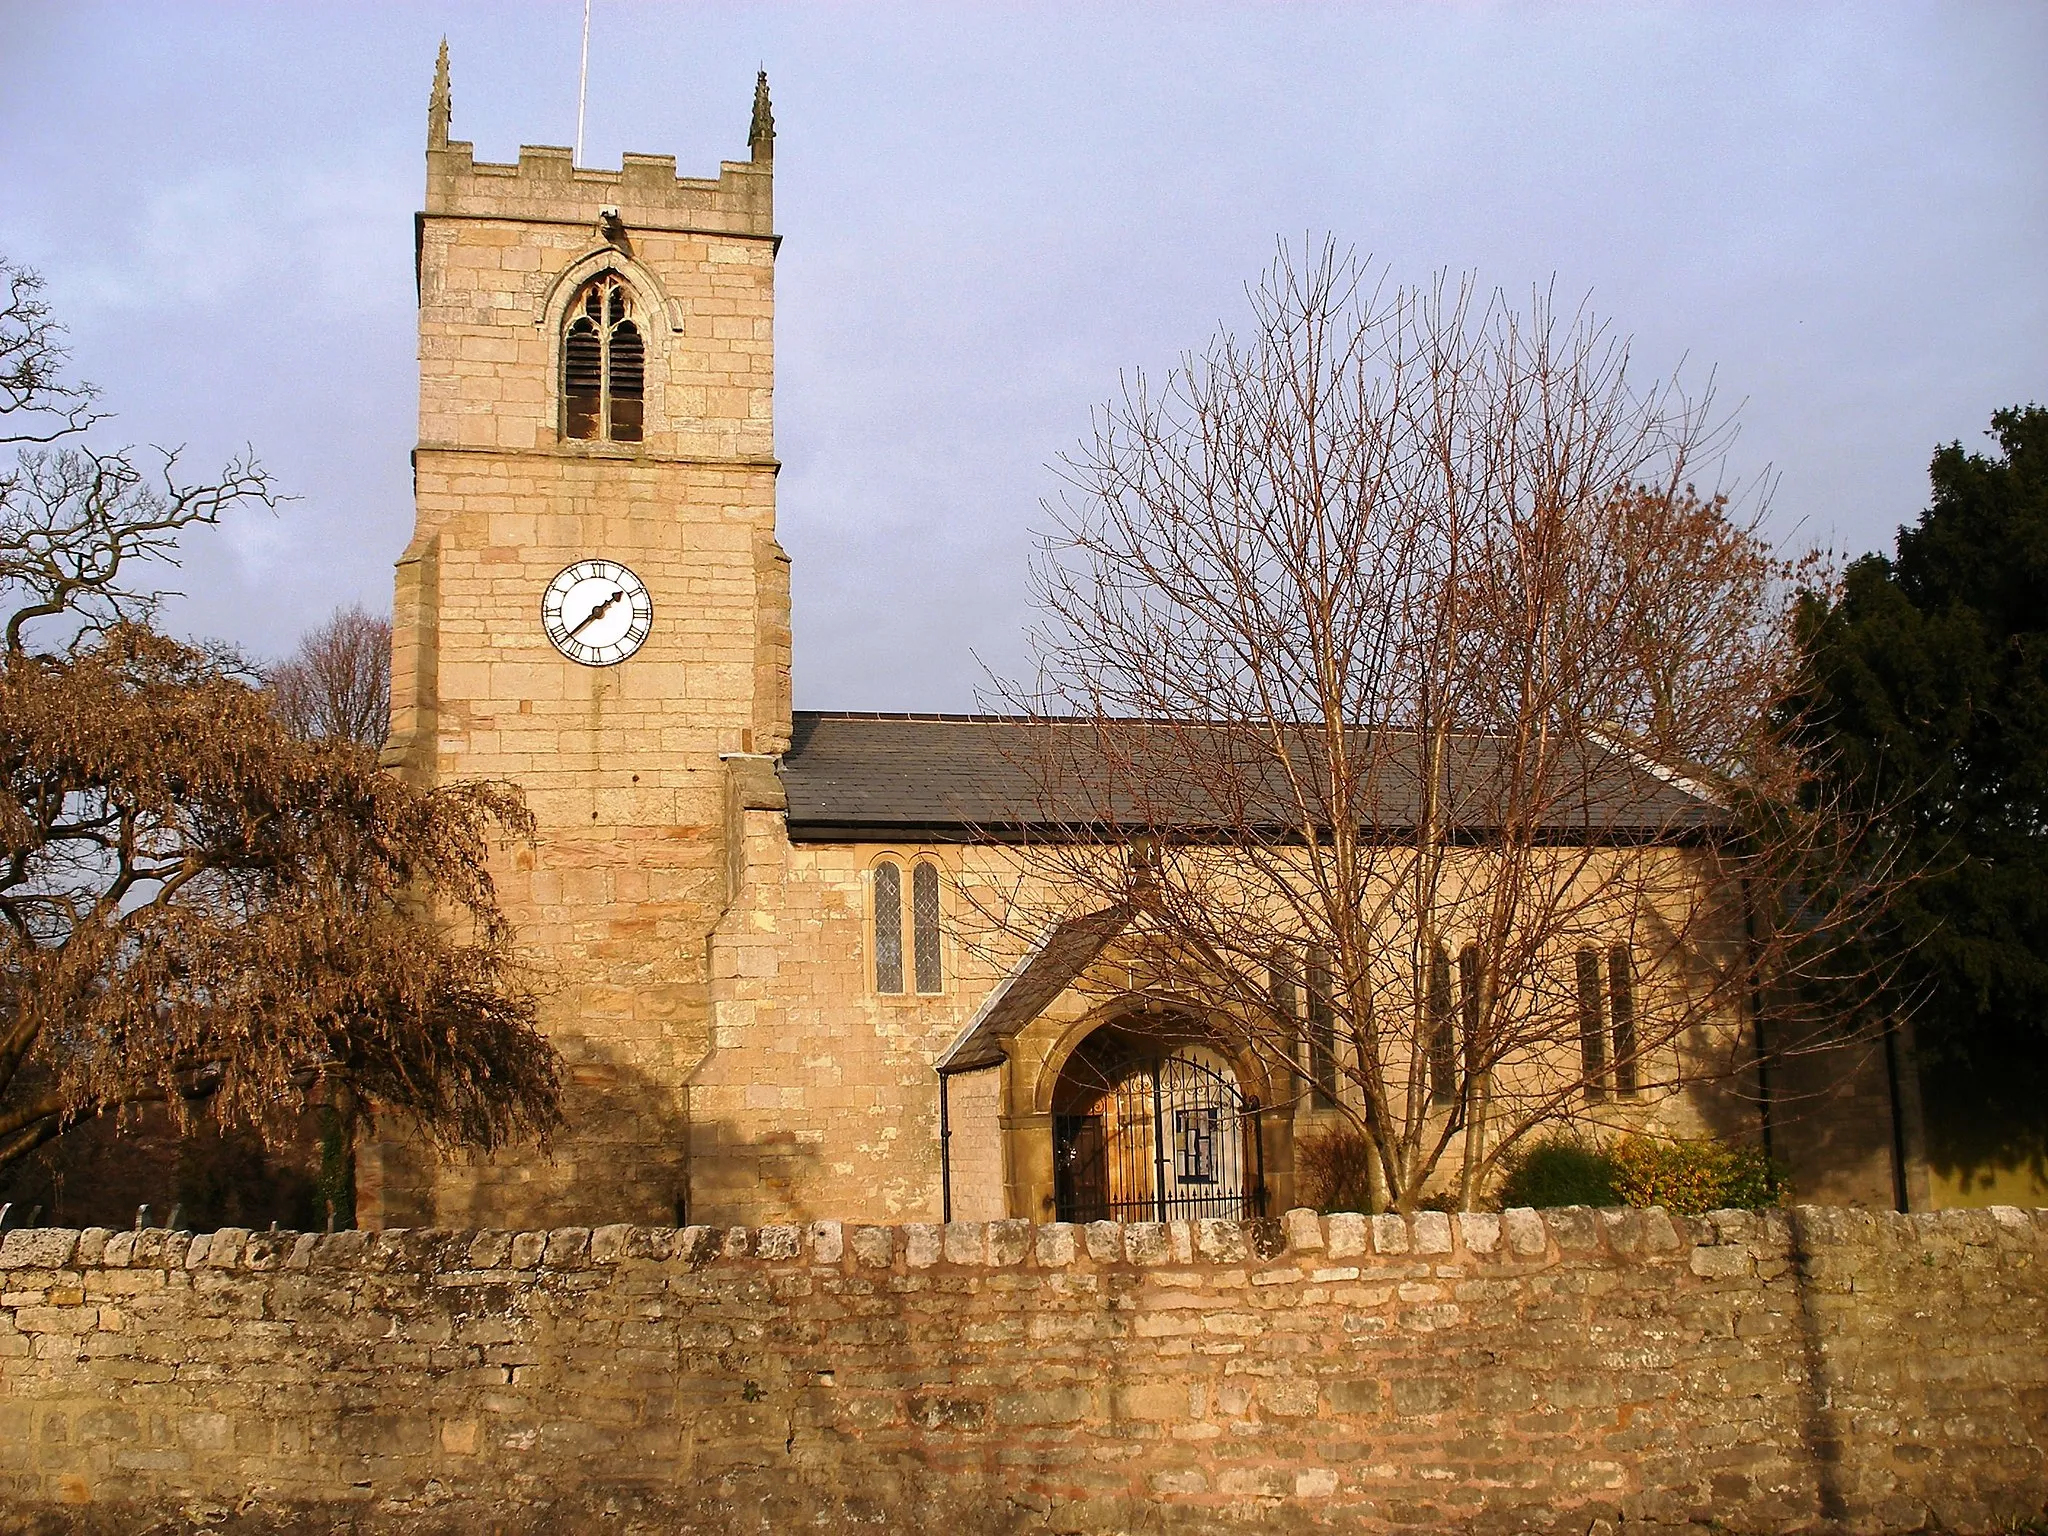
left=565, top=588, right=625, bottom=639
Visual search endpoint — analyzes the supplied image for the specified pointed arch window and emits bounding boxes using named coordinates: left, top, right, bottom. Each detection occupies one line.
left=1306, top=946, right=1338, bottom=1106
left=911, top=861, right=943, bottom=995
left=1608, top=944, right=1639, bottom=1096
left=874, top=858, right=943, bottom=996
left=1577, top=947, right=1609, bottom=1099
left=874, top=861, right=904, bottom=995
left=1428, top=942, right=1457, bottom=1106
left=563, top=274, right=645, bottom=443
left=1576, top=944, right=1640, bottom=1100
left=1267, top=948, right=1301, bottom=1080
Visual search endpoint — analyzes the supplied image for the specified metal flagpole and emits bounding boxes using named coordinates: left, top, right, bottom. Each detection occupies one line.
left=574, top=0, right=592, bottom=166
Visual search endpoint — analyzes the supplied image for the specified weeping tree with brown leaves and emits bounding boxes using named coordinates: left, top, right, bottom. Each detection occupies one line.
left=995, top=245, right=1885, bottom=1213
left=0, top=256, right=558, bottom=1200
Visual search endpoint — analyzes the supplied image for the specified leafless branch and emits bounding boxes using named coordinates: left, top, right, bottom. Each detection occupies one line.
left=979, top=242, right=1895, bottom=1212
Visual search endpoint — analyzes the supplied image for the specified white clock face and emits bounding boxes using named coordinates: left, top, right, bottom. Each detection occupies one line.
left=541, top=559, right=653, bottom=666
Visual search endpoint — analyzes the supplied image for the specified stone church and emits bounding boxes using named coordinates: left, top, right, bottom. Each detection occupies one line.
left=363, top=56, right=1910, bottom=1231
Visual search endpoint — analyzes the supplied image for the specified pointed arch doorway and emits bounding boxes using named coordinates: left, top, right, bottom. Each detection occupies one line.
left=1051, top=1015, right=1266, bottom=1224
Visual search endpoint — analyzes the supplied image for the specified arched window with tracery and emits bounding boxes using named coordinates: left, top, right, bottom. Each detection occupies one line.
left=563, top=274, right=645, bottom=443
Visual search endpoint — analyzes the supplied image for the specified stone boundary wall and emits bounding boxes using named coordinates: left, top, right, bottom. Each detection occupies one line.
left=2, top=1206, right=2044, bottom=1534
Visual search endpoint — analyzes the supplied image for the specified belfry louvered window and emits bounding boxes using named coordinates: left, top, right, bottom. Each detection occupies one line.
left=563, top=274, right=645, bottom=443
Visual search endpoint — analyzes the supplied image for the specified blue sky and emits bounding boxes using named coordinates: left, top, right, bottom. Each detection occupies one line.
left=3, top=2, right=2042, bottom=708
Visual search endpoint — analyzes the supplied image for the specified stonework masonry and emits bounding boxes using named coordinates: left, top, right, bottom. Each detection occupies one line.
left=373, top=71, right=789, bottom=1230
left=368, top=60, right=1913, bottom=1238
left=2, top=1205, right=2042, bottom=1534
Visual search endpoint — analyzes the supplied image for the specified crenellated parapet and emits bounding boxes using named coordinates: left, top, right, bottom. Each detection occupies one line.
left=425, top=142, right=772, bottom=239
left=423, top=38, right=771, bottom=237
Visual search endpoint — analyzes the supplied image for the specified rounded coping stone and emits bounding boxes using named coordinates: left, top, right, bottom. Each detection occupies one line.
left=542, top=1227, right=590, bottom=1267
left=1639, top=1208, right=1683, bottom=1254
left=205, top=1228, right=252, bottom=1268
left=1084, top=1221, right=1124, bottom=1264
left=677, top=1227, right=723, bottom=1267
left=1035, top=1223, right=1079, bottom=1267
left=808, top=1220, right=845, bottom=1266
left=850, top=1225, right=894, bottom=1268
left=988, top=1219, right=1031, bottom=1267
left=0, top=1228, right=80, bottom=1270
left=942, top=1222, right=987, bottom=1265
left=1544, top=1207, right=1602, bottom=1254
left=1282, top=1209, right=1325, bottom=1252
left=1456, top=1212, right=1502, bottom=1254
left=903, top=1223, right=942, bottom=1269
left=1124, top=1222, right=1170, bottom=1265
left=239, top=1231, right=293, bottom=1271
left=1325, top=1212, right=1368, bottom=1259
left=1596, top=1207, right=1643, bottom=1255
left=588, top=1223, right=636, bottom=1265
left=1502, top=1208, right=1548, bottom=1257
left=1410, top=1211, right=1453, bottom=1255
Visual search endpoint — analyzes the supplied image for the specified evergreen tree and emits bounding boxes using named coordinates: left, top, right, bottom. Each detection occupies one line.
left=1797, top=405, right=2048, bottom=1175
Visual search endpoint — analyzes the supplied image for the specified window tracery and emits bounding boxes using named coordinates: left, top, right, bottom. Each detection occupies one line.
left=563, top=274, right=645, bottom=443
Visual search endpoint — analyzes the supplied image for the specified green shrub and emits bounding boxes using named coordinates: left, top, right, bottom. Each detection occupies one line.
left=1494, top=1135, right=1618, bottom=1209
left=1294, top=1128, right=1380, bottom=1213
left=1609, top=1136, right=1788, bottom=1216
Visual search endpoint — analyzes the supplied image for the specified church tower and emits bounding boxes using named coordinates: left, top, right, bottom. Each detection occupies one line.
left=367, top=45, right=792, bottom=1226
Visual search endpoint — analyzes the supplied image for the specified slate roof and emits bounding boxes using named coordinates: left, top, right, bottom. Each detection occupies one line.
left=934, top=905, right=1134, bottom=1075
left=777, top=711, right=1726, bottom=844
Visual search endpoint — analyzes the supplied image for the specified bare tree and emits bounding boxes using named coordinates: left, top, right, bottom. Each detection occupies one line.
left=992, top=245, right=1879, bottom=1212
left=270, top=604, right=393, bottom=749
left=2, top=255, right=276, bottom=653
left=1, top=259, right=102, bottom=445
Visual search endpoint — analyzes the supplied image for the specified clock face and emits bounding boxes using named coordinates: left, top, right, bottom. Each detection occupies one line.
left=541, top=559, right=653, bottom=666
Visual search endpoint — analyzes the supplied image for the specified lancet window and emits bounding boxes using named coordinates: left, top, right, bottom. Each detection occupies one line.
left=1577, top=944, right=1640, bottom=1100
left=874, top=858, right=943, bottom=996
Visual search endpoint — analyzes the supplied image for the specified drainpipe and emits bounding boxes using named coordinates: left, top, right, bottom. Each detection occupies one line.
left=938, top=1070, right=953, bottom=1224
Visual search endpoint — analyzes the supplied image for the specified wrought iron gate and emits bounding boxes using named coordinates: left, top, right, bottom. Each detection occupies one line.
left=1053, top=1051, right=1265, bottom=1224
